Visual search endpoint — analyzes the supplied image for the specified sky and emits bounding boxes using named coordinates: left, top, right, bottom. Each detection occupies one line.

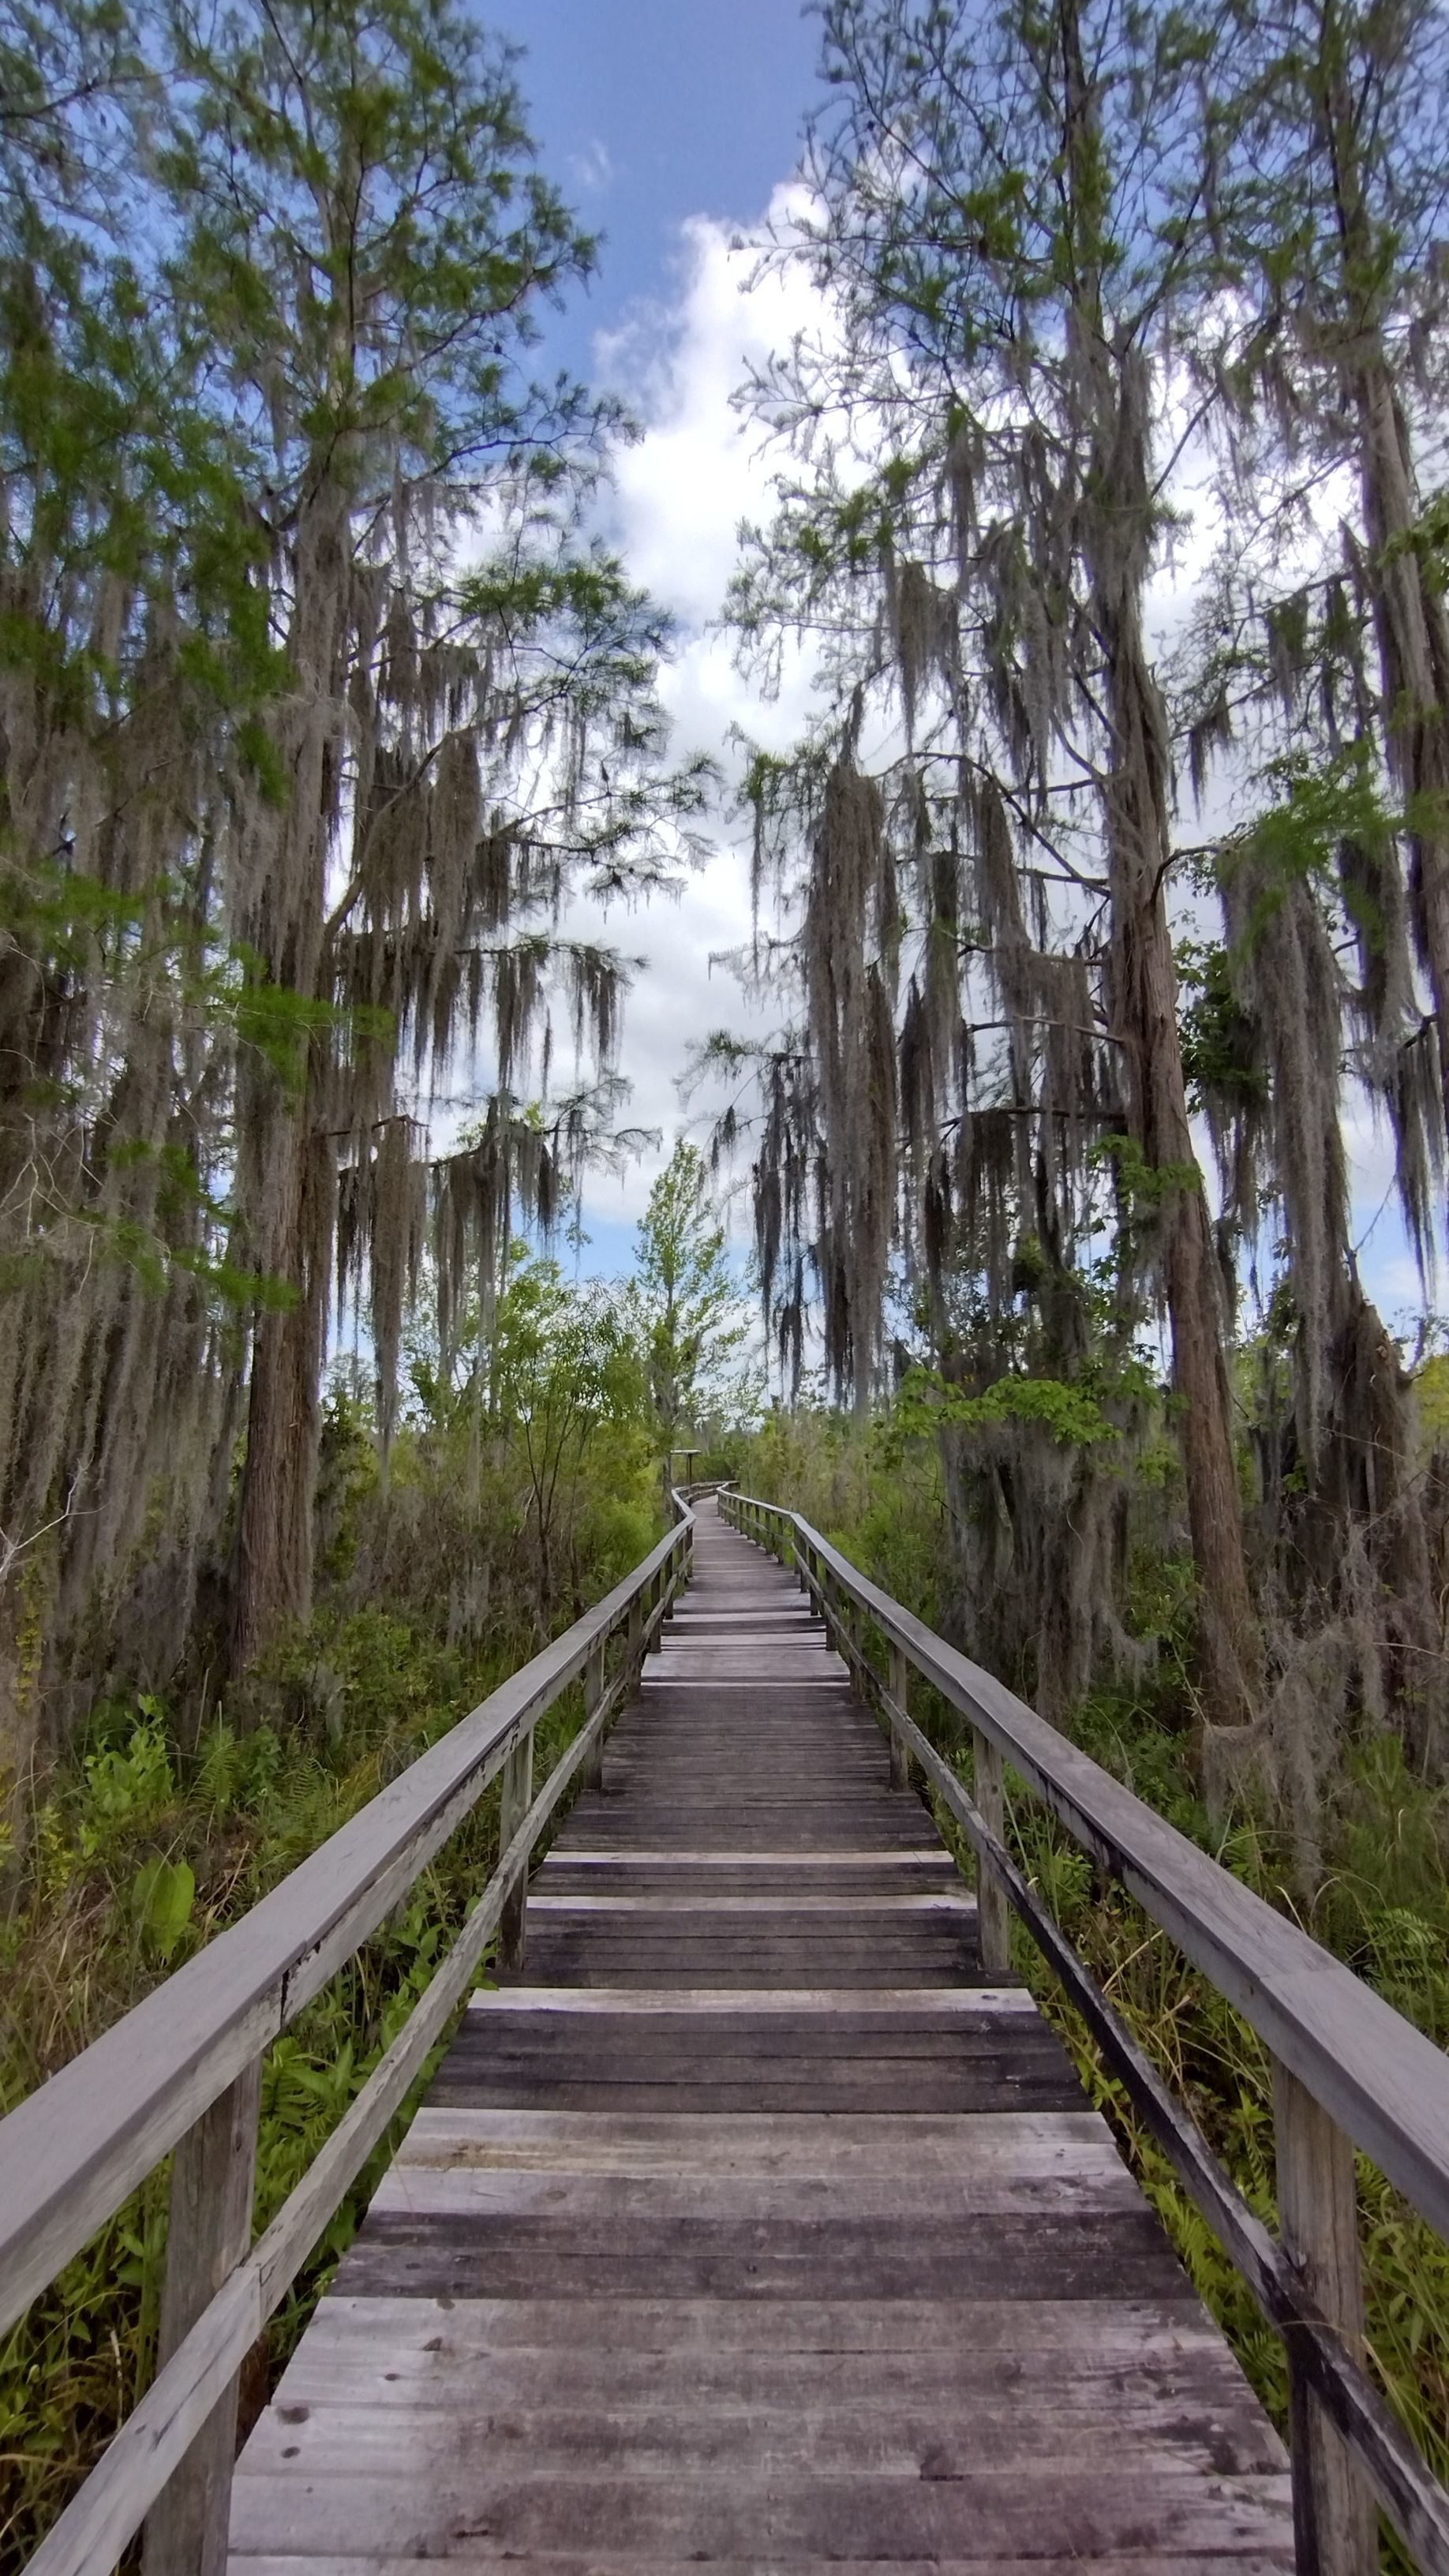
left=476, top=0, right=824, bottom=1278
left=472, top=1, right=1430, bottom=1333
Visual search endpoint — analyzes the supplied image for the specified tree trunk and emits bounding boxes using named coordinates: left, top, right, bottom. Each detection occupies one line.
left=230, top=479, right=346, bottom=1675
left=1354, top=359, right=1449, bottom=1137
left=1103, top=613, right=1262, bottom=1731
left=232, top=1106, right=331, bottom=1672
left=1057, top=0, right=1260, bottom=1734
left=1314, top=0, right=1449, bottom=1138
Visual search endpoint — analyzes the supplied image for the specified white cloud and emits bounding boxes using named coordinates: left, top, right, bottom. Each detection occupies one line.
left=564, top=193, right=1439, bottom=1342
left=553, top=194, right=832, bottom=1243
left=597, top=202, right=822, bottom=628
left=568, top=137, right=614, bottom=194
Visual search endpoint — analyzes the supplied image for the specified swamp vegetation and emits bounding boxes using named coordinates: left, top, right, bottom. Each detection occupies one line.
left=4, top=0, right=1449, bottom=2562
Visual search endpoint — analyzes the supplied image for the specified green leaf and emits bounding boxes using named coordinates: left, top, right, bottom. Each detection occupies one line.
left=130, top=1856, right=195, bottom=1960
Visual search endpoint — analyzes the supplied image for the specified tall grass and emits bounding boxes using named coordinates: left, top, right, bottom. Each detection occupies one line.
left=0, top=1399, right=662, bottom=2567
left=734, top=1410, right=1449, bottom=2563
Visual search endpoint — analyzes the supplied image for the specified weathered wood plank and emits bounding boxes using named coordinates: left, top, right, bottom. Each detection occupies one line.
left=278, top=2286, right=1241, bottom=2359
left=144, top=2061, right=261, bottom=2576
left=1273, top=2060, right=1376, bottom=2576
left=425, top=2079, right=1095, bottom=2115
left=395, top=2107, right=1111, bottom=2170
left=465, top=1985, right=1030, bottom=2013
left=754, top=1498, right=1449, bottom=2236
left=536, top=1848, right=955, bottom=1866
left=0, top=1519, right=691, bottom=2337
left=972, top=1725, right=1012, bottom=1978
left=331, top=2205, right=1193, bottom=2301
left=526, top=1893, right=977, bottom=1913
left=230, top=2556, right=1292, bottom=2574
left=238, top=2391, right=1284, bottom=2478
left=20, top=1667, right=634, bottom=2576
left=229, top=2462, right=1294, bottom=2563
left=366, top=2161, right=1143, bottom=2223
left=226, top=1497, right=1294, bottom=2576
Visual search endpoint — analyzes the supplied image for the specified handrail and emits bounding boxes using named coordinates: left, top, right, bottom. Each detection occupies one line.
left=1, top=1492, right=696, bottom=2576
left=721, top=1485, right=1449, bottom=2576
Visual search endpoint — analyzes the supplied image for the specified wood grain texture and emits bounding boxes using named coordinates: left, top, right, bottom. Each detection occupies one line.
left=1273, top=2060, right=1376, bottom=2576
left=0, top=1521, right=690, bottom=2338
left=734, top=1492, right=1449, bottom=2238
left=227, top=2558, right=1294, bottom=2575
left=144, top=2062, right=261, bottom=2576
left=230, top=1499, right=1292, bottom=2574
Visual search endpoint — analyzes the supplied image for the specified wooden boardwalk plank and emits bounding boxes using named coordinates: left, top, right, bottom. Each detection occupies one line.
left=230, top=1499, right=1292, bottom=2571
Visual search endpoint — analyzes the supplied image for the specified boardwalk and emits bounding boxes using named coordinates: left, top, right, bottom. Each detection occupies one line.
left=229, top=1498, right=1294, bottom=2571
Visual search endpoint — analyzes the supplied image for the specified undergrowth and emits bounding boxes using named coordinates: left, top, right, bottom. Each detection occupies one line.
left=0, top=1391, right=662, bottom=2569
left=994, top=1721, right=1449, bottom=2545
left=736, top=1415, right=1449, bottom=2568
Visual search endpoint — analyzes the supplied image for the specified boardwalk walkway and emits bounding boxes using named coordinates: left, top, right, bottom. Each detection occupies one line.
left=229, top=1498, right=1294, bottom=2571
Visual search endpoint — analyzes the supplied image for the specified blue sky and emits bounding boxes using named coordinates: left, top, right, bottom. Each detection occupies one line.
left=464, top=3, right=1430, bottom=1333
left=469, top=2, right=826, bottom=1284
left=485, top=2, right=818, bottom=373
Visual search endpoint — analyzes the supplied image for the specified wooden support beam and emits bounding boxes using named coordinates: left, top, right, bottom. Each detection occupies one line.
left=888, top=1645, right=909, bottom=1792
left=972, top=1726, right=1011, bottom=1978
left=1273, top=2060, right=1377, bottom=2576
left=497, top=1728, right=534, bottom=1971
left=143, top=2059, right=261, bottom=2576
left=582, top=1642, right=606, bottom=1793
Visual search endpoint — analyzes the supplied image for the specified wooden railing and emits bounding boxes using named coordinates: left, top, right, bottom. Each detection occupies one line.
left=721, top=1485, right=1449, bottom=2576
left=0, top=1494, right=698, bottom=2576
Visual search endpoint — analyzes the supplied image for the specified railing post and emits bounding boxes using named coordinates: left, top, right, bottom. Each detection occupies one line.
left=498, top=1722, right=534, bottom=1971
left=972, top=1726, right=1012, bottom=1978
left=143, top=2058, right=261, bottom=2576
left=838, top=1597, right=858, bottom=1698
left=647, top=1566, right=664, bottom=1653
left=888, top=1643, right=909, bottom=1790
left=626, top=1590, right=644, bottom=1690
left=1272, top=2061, right=1376, bottom=2576
left=582, top=1638, right=606, bottom=1792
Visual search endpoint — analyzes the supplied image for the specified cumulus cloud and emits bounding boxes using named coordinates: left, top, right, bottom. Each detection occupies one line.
left=556, top=195, right=829, bottom=1239
left=559, top=190, right=1421, bottom=1326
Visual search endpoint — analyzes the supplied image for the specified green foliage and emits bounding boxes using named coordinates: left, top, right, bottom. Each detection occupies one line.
left=1176, top=938, right=1269, bottom=1118
left=77, top=1712, right=174, bottom=1856
left=129, top=1855, right=196, bottom=1961
left=623, top=1140, right=753, bottom=1440
left=1088, top=1131, right=1204, bottom=1211
left=0, top=856, right=342, bottom=1311
left=1, top=0, right=698, bottom=1720
left=739, top=1411, right=1449, bottom=2518
left=0, top=1357, right=664, bottom=2558
left=1385, top=488, right=1449, bottom=600
left=1412, top=1353, right=1449, bottom=1448
left=401, top=1251, right=661, bottom=1634
left=1222, top=741, right=1405, bottom=930
left=893, top=1362, right=1120, bottom=1447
